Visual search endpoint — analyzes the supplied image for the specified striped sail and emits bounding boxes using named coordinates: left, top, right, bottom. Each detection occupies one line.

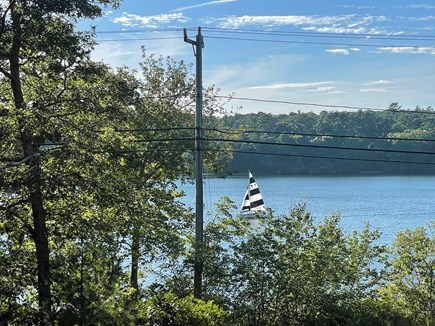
left=240, top=170, right=266, bottom=214
left=240, top=188, right=251, bottom=212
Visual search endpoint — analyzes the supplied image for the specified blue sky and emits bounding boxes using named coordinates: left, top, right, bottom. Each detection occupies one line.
left=80, top=0, right=435, bottom=114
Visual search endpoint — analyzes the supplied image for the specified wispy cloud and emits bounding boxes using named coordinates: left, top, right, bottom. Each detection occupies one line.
left=213, top=14, right=389, bottom=34
left=215, top=15, right=343, bottom=28
left=376, top=46, right=435, bottom=55
left=249, top=81, right=336, bottom=90
left=360, top=88, right=388, bottom=93
left=363, top=80, right=392, bottom=86
left=326, top=49, right=350, bottom=55
left=304, top=86, right=337, bottom=92
left=405, top=4, right=435, bottom=9
left=326, top=48, right=361, bottom=55
left=407, top=15, right=435, bottom=22
left=113, top=13, right=188, bottom=28
left=208, top=54, right=308, bottom=91
left=172, top=0, right=238, bottom=12
left=359, top=80, right=393, bottom=93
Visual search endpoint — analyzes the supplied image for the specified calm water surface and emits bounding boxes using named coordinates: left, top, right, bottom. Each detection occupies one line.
left=180, top=175, right=435, bottom=244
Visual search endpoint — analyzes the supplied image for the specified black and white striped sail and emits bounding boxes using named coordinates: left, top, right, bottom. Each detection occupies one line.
left=240, top=171, right=266, bottom=214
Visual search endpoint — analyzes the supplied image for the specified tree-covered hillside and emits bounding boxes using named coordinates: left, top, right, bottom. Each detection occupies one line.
left=219, top=105, right=435, bottom=175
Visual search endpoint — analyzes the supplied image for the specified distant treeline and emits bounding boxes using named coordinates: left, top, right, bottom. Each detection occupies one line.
left=217, top=104, right=435, bottom=175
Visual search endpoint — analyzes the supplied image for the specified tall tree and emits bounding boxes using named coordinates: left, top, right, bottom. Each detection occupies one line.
left=0, top=0, right=121, bottom=323
left=124, top=50, right=233, bottom=294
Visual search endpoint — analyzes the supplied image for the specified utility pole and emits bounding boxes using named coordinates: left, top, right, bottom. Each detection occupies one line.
left=184, top=27, right=204, bottom=298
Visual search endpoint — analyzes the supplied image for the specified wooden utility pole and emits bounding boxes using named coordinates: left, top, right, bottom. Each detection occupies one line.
left=184, top=27, right=204, bottom=298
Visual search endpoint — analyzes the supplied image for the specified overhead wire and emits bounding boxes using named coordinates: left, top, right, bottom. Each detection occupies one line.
left=216, top=95, right=435, bottom=115
left=201, top=27, right=435, bottom=40
left=203, top=137, right=435, bottom=156
left=37, top=131, right=435, bottom=166
left=32, top=25, right=435, bottom=164
left=203, top=127, right=435, bottom=143
left=95, top=27, right=435, bottom=39
left=110, top=135, right=435, bottom=162
left=204, top=35, right=434, bottom=48
left=108, top=125, right=435, bottom=143
left=205, top=148, right=435, bottom=166
left=93, top=26, right=435, bottom=48
left=90, top=27, right=435, bottom=115
left=39, top=126, right=435, bottom=146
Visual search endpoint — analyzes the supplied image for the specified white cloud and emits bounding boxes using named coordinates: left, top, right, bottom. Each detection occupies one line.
left=112, top=13, right=188, bottom=28
left=376, top=46, right=435, bottom=55
left=249, top=81, right=336, bottom=90
left=363, top=80, right=392, bottom=85
left=408, top=15, right=435, bottom=22
left=326, top=49, right=350, bottom=55
left=405, top=4, right=435, bottom=9
left=172, top=0, right=238, bottom=12
left=214, top=14, right=389, bottom=35
left=360, top=88, right=388, bottom=93
left=216, top=14, right=353, bottom=29
left=304, top=86, right=337, bottom=92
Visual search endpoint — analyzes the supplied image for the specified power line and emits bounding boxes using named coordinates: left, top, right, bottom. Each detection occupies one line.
left=217, top=95, right=382, bottom=110
left=205, top=35, right=435, bottom=48
left=38, top=125, right=435, bottom=147
left=217, top=95, right=435, bottom=114
left=95, top=28, right=187, bottom=34
left=133, top=137, right=193, bottom=143
left=37, top=137, right=435, bottom=165
left=204, top=137, right=435, bottom=156
left=93, top=27, right=435, bottom=42
left=91, top=27, right=435, bottom=48
left=95, top=27, right=435, bottom=39
left=203, top=127, right=435, bottom=143
left=113, top=127, right=195, bottom=133
left=96, top=36, right=181, bottom=42
left=202, top=27, right=435, bottom=40
left=206, top=148, right=435, bottom=166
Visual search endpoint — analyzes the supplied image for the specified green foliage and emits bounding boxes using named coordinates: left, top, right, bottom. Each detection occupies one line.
left=222, top=109, right=435, bottom=175
left=226, top=207, right=385, bottom=325
left=168, top=200, right=390, bottom=325
left=138, top=292, right=227, bottom=326
left=378, top=224, right=435, bottom=325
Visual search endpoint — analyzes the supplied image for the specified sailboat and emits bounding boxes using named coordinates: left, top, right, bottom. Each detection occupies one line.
left=240, top=170, right=267, bottom=218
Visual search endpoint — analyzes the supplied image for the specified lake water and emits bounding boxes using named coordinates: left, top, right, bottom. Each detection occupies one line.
left=179, top=175, right=435, bottom=245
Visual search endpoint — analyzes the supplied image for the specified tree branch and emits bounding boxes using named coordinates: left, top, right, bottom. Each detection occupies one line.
left=0, top=0, right=16, bottom=37
left=0, top=65, right=12, bottom=80
left=0, top=153, right=40, bottom=170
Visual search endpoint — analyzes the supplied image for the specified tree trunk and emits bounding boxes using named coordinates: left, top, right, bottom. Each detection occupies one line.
left=30, top=180, right=52, bottom=325
left=130, top=229, right=140, bottom=293
left=9, top=5, right=52, bottom=324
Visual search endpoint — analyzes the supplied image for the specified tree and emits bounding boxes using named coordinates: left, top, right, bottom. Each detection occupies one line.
left=0, top=6, right=234, bottom=321
left=378, top=224, right=435, bottom=325
left=165, top=201, right=387, bottom=325
left=0, top=1, right=128, bottom=322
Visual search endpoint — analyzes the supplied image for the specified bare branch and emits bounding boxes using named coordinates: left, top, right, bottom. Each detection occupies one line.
left=0, top=153, right=40, bottom=170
